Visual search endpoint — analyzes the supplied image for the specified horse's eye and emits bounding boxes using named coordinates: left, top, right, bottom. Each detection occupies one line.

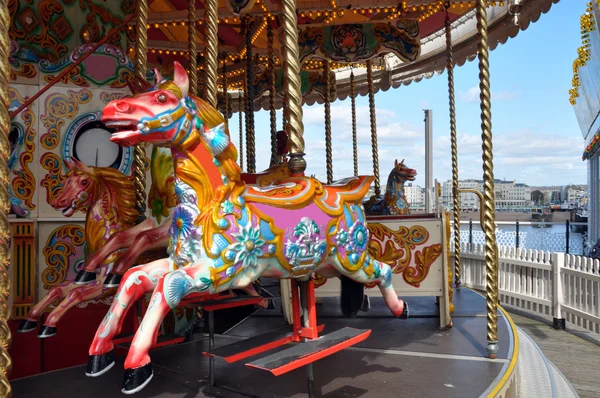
left=157, top=94, right=167, bottom=103
left=82, top=180, right=88, bottom=185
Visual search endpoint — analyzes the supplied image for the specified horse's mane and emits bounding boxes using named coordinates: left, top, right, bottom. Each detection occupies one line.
left=78, top=167, right=138, bottom=225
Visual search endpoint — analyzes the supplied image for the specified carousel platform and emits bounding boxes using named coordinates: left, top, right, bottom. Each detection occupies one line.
left=11, top=288, right=577, bottom=398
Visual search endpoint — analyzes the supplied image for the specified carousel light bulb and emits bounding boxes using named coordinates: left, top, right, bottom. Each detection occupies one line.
left=154, top=23, right=159, bottom=28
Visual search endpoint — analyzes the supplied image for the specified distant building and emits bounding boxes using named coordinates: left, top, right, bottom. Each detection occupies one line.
left=442, top=179, right=532, bottom=210
left=551, top=190, right=562, bottom=203
left=405, top=183, right=425, bottom=210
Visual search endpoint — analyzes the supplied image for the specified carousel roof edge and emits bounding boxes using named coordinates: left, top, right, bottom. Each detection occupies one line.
left=252, top=0, right=559, bottom=111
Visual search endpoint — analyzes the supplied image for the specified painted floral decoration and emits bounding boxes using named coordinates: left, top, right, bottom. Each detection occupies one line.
left=183, top=96, right=197, bottom=115
left=171, top=206, right=195, bottom=238
left=221, top=200, right=234, bottom=214
left=348, top=220, right=368, bottom=252
left=335, top=229, right=349, bottom=245
left=229, top=223, right=265, bottom=269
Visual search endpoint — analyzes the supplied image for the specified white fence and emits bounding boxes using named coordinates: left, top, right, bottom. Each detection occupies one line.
left=456, top=243, right=600, bottom=334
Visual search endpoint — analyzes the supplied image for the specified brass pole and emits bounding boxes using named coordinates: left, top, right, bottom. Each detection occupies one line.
left=281, top=0, right=306, bottom=175
left=188, top=0, right=197, bottom=96
left=268, top=24, right=278, bottom=167
left=475, top=0, right=500, bottom=358
left=0, top=1, right=12, bottom=395
left=350, top=69, right=358, bottom=176
left=204, top=0, right=218, bottom=107
left=324, top=61, right=333, bottom=184
left=222, top=55, right=228, bottom=123
left=133, top=0, right=148, bottom=218
left=445, top=7, right=461, bottom=288
left=238, top=90, right=244, bottom=172
left=367, top=60, right=380, bottom=196
left=243, top=64, right=251, bottom=172
left=245, top=19, right=256, bottom=174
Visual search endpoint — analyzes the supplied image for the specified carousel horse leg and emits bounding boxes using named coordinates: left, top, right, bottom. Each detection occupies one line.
left=75, top=218, right=159, bottom=285
left=240, top=284, right=269, bottom=308
left=17, top=284, right=68, bottom=333
left=86, top=258, right=173, bottom=378
left=104, top=222, right=171, bottom=288
left=334, top=259, right=408, bottom=319
left=122, top=263, right=241, bottom=394
left=38, top=281, right=105, bottom=338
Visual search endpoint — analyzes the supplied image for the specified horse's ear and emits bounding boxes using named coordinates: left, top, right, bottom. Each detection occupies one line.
left=394, top=159, right=398, bottom=167
left=71, top=157, right=93, bottom=174
left=154, top=68, right=164, bottom=84
left=400, top=159, right=404, bottom=165
left=172, top=61, right=189, bottom=97
left=64, top=159, right=75, bottom=171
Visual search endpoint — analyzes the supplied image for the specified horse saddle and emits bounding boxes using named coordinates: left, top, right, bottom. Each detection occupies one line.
left=244, top=175, right=374, bottom=216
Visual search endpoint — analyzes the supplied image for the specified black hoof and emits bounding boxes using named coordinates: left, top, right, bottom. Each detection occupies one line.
left=122, top=363, right=153, bottom=395
left=37, top=325, right=57, bottom=338
left=74, top=269, right=96, bottom=285
left=360, top=295, right=371, bottom=312
left=86, top=350, right=115, bottom=377
left=17, top=319, right=37, bottom=333
left=104, top=273, right=123, bottom=288
left=399, top=301, right=409, bottom=320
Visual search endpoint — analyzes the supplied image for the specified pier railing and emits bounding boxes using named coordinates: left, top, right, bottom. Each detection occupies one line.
left=455, top=243, right=600, bottom=335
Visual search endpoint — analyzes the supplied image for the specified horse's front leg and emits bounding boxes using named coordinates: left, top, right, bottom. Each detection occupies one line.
left=86, top=258, right=173, bottom=378
left=122, top=263, right=248, bottom=394
left=37, top=280, right=106, bottom=338
left=17, top=284, right=70, bottom=333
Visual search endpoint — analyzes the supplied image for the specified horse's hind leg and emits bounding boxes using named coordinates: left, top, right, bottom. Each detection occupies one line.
left=17, top=284, right=68, bottom=333
left=333, top=259, right=407, bottom=318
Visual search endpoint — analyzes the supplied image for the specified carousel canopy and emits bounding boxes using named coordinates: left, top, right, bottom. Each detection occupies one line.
left=119, top=0, right=558, bottom=111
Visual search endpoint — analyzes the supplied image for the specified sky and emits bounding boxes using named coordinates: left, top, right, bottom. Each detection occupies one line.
left=232, top=1, right=587, bottom=188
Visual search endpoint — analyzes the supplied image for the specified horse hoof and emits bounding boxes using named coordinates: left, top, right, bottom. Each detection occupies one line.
left=74, top=270, right=96, bottom=285
left=122, top=363, right=153, bottom=395
left=86, top=350, right=115, bottom=377
left=17, top=319, right=37, bottom=333
left=37, top=325, right=57, bottom=338
left=399, top=301, right=409, bottom=320
left=360, top=295, right=371, bottom=312
left=103, top=273, right=123, bottom=288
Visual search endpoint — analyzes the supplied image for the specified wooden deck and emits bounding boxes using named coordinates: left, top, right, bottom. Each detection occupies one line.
left=506, top=309, right=600, bottom=398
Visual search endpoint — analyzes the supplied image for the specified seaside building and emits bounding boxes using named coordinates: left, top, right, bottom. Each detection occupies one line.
left=442, top=179, right=532, bottom=211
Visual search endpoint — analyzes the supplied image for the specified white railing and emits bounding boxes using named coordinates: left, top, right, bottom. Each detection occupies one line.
left=456, top=243, right=600, bottom=335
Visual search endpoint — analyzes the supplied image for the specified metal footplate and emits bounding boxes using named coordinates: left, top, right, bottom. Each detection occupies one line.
left=204, top=324, right=326, bottom=364
left=245, top=327, right=371, bottom=376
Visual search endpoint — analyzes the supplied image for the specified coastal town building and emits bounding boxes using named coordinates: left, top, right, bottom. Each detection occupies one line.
left=442, top=179, right=532, bottom=210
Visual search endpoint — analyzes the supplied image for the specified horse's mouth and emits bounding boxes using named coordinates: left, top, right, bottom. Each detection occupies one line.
left=58, top=203, right=77, bottom=217
left=104, top=119, right=139, bottom=143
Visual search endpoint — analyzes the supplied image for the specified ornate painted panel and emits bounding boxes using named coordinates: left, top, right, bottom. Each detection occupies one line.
left=295, top=21, right=421, bottom=65
left=248, top=66, right=336, bottom=102
left=10, top=221, right=35, bottom=319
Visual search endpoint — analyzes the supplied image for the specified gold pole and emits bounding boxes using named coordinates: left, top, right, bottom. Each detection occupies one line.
left=367, top=60, right=380, bottom=196
left=204, top=0, right=218, bottom=108
left=133, top=0, right=148, bottom=217
left=350, top=69, right=358, bottom=177
left=244, top=18, right=256, bottom=174
left=238, top=90, right=244, bottom=172
left=324, top=60, right=332, bottom=184
left=0, top=1, right=12, bottom=395
left=268, top=23, right=278, bottom=167
left=222, top=55, right=228, bottom=122
left=445, top=6, right=461, bottom=288
left=475, top=0, right=499, bottom=358
left=281, top=0, right=306, bottom=175
left=188, top=0, right=197, bottom=96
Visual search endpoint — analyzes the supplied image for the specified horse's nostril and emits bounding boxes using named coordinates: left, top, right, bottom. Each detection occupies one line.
left=114, top=101, right=131, bottom=113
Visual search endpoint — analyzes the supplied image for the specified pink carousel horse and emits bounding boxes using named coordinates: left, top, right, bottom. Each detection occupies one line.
left=87, top=62, right=408, bottom=394
left=17, top=159, right=139, bottom=338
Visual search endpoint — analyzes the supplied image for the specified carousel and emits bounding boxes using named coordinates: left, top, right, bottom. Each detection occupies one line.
left=0, top=0, right=578, bottom=397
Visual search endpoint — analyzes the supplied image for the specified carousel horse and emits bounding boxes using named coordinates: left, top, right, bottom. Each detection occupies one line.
left=86, top=62, right=407, bottom=394
left=364, top=159, right=417, bottom=216
left=17, top=159, right=139, bottom=338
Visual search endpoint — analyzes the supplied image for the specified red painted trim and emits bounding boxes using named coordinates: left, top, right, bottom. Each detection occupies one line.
left=204, top=335, right=294, bottom=363
left=201, top=296, right=264, bottom=311
left=151, top=336, right=185, bottom=348
left=291, top=280, right=302, bottom=342
left=302, top=281, right=319, bottom=339
left=366, top=213, right=437, bottom=221
left=246, top=329, right=372, bottom=376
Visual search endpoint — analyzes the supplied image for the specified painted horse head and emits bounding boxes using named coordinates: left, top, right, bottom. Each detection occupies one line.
left=389, top=159, right=417, bottom=186
left=51, top=158, right=98, bottom=216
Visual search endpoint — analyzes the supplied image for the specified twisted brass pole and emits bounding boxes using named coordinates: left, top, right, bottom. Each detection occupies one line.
left=188, top=0, right=197, bottom=96
left=0, top=1, right=12, bottom=395
left=245, top=20, right=256, bottom=174
left=281, top=0, right=306, bottom=175
left=268, top=24, right=278, bottom=167
left=445, top=8, right=461, bottom=288
left=238, top=90, right=244, bottom=171
left=350, top=69, right=358, bottom=176
left=324, top=61, right=333, bottom=184
left=367, top=60, right=380, bottom=196
left=222, top=56, right=228, bottom=122
left=204, top=0, right=218, bottom=107
left=476, top=0, right=499, bottom=358
left=134, top=0, right=148, bottom=217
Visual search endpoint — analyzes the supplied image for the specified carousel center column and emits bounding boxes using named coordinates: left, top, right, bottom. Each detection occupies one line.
left=281, top=0, right=305, bottom=175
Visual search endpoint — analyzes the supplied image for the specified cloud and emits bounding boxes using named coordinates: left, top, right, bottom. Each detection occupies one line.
left=460, top=86, right=517, bottom=103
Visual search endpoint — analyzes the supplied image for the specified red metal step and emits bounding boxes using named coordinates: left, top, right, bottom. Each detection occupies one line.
left=245, top=327, right=371, bottom=376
